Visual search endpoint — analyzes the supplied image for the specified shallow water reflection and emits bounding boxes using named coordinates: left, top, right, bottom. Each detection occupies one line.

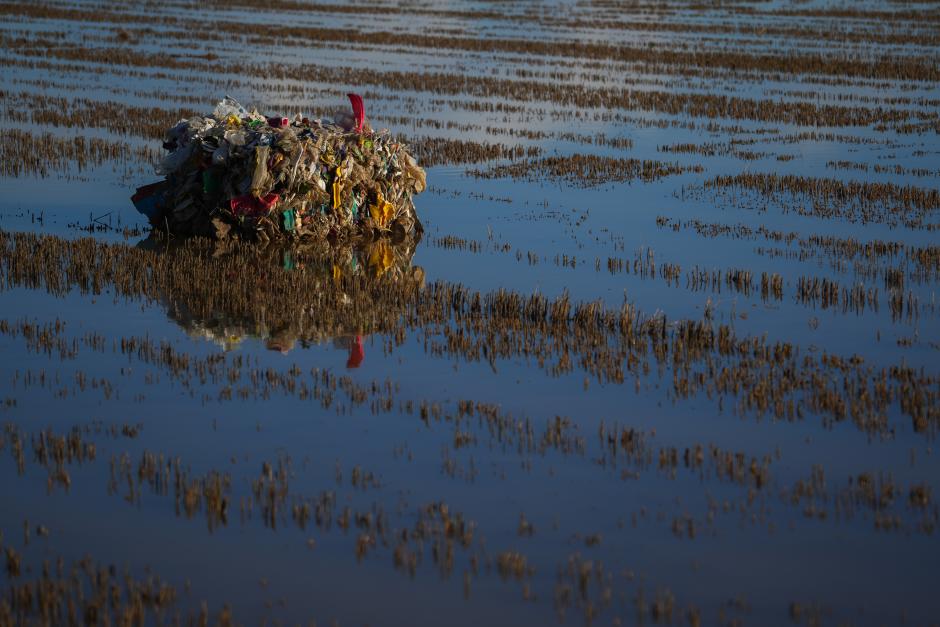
left=138, top=234, right=424, bottom=360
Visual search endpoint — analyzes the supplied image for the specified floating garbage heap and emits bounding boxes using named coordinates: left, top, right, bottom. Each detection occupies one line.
left=133, top=95, right=426, bottom=242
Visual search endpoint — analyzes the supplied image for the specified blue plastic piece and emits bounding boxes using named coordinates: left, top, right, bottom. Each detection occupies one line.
left=131, top=181, right=170, bottom=222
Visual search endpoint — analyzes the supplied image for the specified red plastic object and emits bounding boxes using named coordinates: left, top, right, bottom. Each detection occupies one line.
left=347, top=93, right=365, bottom=132
left=229, top=193, right=280, bottom=217
left=267, top=116, right=289, bottom=128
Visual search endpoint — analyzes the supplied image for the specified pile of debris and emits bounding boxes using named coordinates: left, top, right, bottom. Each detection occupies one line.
left=132, top=95, right=426, bottom=242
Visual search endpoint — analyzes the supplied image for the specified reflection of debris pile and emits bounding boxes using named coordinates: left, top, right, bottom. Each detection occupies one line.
left=145, top=234, right=425, bottom=357
left=133, top=95, right=425, bottom=242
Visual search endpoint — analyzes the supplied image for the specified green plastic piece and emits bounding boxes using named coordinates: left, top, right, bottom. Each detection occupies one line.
left=202, top=170, right=220, bottom=195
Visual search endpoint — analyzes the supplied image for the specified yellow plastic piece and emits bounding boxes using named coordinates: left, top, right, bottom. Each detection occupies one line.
left=332, top=164, right=344, bottom=210
left=369, top=192, right=395, bottom=228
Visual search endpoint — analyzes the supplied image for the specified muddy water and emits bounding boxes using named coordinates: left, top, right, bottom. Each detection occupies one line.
left=1, top=1, right=939, bottom=625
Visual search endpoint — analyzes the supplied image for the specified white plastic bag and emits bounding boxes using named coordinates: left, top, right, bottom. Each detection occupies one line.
left=212, top=95, right=248, bottom=120
left=155, top=142, right=194, bottom=175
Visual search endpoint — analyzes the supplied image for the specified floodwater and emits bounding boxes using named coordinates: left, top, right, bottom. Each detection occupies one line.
left=1, top=1, right=939, bottom=625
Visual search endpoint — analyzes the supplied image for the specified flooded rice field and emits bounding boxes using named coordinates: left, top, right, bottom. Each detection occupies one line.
left=1, top=0, right=939, bottom=624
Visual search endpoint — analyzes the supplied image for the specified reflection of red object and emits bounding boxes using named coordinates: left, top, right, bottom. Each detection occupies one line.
left=346, top=335, right=364, bottom=368
left=230, top=193, right=279, bottom=217
left=347, top=93, right=365, bottom=133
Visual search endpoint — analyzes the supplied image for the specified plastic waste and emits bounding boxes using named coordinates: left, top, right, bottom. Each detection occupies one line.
left=202, top=171, right=220, bottom=195
left=131, top=181, right=169, bottom=220
left=281, top=209, right=296, bottom=232
left=132, top=96, right=425, bottom=241
left=224, top=130, right=246, bottom=146
left=155, top=142, right=194, bottom=175
left=230, top=193, right=280, bottom=217
left=211, top=143, right=230, bottom=166
left=348, top=93, right=365, bottom=132
left=213, top=95, right=248, bottom=120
